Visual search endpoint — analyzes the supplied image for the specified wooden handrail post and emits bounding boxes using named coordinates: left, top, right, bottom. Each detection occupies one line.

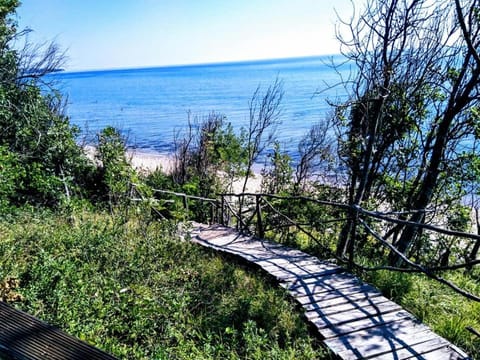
left=183, top=195, right=188, bottom=217
left=210, top=202, right=215, bottom=224
left=347, top=208, right=358, bottom=269
left=256, top=194, right=264, bottom=238
left=220, top=195, right=225, bottom=225
left=237, top=195, right=242, bottom=232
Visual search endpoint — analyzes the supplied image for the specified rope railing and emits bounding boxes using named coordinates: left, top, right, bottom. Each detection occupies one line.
left=132, top=184, right=480, bottom=302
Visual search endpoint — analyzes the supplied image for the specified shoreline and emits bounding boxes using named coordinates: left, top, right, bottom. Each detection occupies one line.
left=84, top=145, right=263, bottom=193
left=84, top=145, right=175, bottom=174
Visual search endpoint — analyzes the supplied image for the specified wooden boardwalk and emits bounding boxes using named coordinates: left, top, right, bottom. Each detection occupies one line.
left=191, top=223, right=472, bottom=360
left=0, top=301, right=117, bottom=360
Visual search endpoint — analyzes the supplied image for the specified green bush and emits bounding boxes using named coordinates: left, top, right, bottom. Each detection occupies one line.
left=96, top=126, right=136, bottom=205
left=0, top=1, right=96, bottom=206
left=0, top=146, right=24, bottom=211
left=0, top=208, right=328, bottom=359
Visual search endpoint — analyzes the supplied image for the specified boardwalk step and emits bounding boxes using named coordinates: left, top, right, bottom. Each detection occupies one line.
left=302, top=294, right=389, bottom=313
left=295, top=285, right=382, bottom=308
left=317, top=311, right=417, bottom=339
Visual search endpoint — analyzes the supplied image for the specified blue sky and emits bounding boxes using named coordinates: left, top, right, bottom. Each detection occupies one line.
left=16, top=0, right=354, bottom=71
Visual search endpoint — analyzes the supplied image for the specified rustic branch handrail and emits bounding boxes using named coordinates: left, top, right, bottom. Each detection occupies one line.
left=151, top=188, right=217, bottom=203
left=222, top=192, right=480, bottom=242
left=355, top=205, right=480, bottom=242
left=221, top=195, right=240, bottom=224
left=138, top=187, right=480, bottom=251
left=359, top=218, right=480, bottom=302
left=220, top=192, right=351, bottom=210
left=262, top=197, right=339, bottom=260
left=132, top=184, right=480, bottom=301
left=356, top=259, right=480, bottom=273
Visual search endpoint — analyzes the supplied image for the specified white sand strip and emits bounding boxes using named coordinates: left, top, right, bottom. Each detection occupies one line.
left=83, top=145, right=263, bottom=193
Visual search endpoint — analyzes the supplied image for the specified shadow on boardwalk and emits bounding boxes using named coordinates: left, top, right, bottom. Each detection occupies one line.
left=191, top=223, right=471, bottom=360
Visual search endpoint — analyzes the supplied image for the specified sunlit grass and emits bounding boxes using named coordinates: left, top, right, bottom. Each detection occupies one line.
left=363, top=269, right=480, bottom=357
left=0, top=207, right=328, bottom=359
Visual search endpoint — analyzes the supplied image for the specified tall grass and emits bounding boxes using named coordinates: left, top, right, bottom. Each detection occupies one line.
left=0, top=206, right=328, bottom=359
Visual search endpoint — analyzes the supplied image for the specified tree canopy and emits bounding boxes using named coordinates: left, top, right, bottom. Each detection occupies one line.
left=334, top=0, right=480, bottom=266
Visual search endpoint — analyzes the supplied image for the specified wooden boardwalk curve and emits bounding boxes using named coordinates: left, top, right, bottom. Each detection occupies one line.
left=191, top=223, right=472, bottom=360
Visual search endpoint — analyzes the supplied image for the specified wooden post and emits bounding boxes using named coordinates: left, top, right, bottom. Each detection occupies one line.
left=256, top=195, right=264, bottom=238
left=210, top=202, right=215, bottom=224
left=183, top=195, right=188, bottom=216
left=237, top=195, right=242, bottom=232
left=220, top=195, right=225, bottom=226
left=347, top=209, right=358, bottom=269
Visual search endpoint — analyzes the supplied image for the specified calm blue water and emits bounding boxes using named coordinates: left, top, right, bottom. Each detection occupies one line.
left=50, top=55, right=348, bottom=155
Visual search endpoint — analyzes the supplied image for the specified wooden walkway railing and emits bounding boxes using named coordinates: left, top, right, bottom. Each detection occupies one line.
left=142, top=187, right=480, bottom=302
left=134, top=186, right=478, bottom=356
left=190, top=223, right=471, bottom=359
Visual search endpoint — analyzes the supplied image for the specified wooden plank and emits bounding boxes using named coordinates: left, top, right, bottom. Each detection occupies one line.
left=286, top=272, right=359, bottom=287
left=0, top=302, right=116, bottom=360
left=262, top=265, right=343, bottom=282
left=335, top=330, right=443, bottom=359
left=306, top=301, right=403, bottom=329
left=295, top=285, right=382, bottom=308
left=256, top=257, right=333, bottom=268
left=268, top=269, right=343, bottom=282
left=257, top=258, right=338, bottom=272
left=302, top=294, right=391, bottom=314
left=288, top=271, right=360, bottom=286
left=402, top=344, right=471, bottom=360
left=328, top=322, right=437, bottom=359
left=282, top=273, right=361, bottom=297
left=316, top=311, right=417, bottom=339
left=245, top=249, right=314, bottom=261
left=366, top=337, right=454, bottom=360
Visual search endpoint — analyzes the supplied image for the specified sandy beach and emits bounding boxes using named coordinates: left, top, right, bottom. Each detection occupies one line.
left=126, top=149, right=175, bottom=174
left=129, top=150, right=262, bottom=193
left=129, top=149, right=263, bottom=193
left=84, top=146, right=262, bottom=193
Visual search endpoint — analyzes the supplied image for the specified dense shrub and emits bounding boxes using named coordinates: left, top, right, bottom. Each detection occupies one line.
left=0, top=0, right=95, bottom=206
left=0, top=208, right=328, bottom=359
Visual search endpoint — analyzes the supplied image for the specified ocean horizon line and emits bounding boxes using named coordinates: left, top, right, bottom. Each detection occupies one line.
left=54, top=55, right=346, bottom=156
left=59, top=53, right=343, bottom=76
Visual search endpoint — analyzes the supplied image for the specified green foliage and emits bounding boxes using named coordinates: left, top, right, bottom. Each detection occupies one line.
left=0, top=146, right=23, bottom=211
left=173, top=113, right=245, bottom=195
left=0, top=208, right=327, bottom=359
left=363, top=269, right=480, bottom=357
left=0, top=1, right=96, bottom=207
left=363, top=270, right=414, bottom=302
left=261, top=142, right=293, bottom=195
left=96, top=126, right=136, bottom=205
left=447, top=204, right=472, bottom=232
left=0, top=84, right=92, bottom=205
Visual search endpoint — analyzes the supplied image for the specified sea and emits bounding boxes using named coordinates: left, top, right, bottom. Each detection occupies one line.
left=49, top=55, right=349, bottom=158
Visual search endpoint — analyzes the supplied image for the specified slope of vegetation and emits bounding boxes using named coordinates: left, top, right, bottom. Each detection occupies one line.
left=1, top=0, right=480, bottom=358
left=0, top=207, right=328, bottom=359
